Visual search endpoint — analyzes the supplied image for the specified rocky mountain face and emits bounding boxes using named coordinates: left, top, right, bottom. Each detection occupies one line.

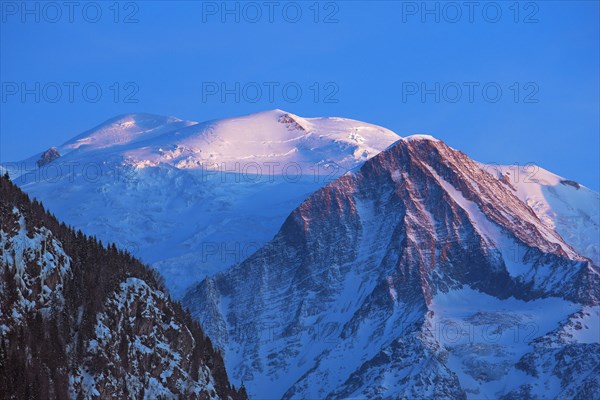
left=7, top=110, right=399, bottom=297
left=36, top=147, right=61, bottom=167
left=0, top=174, right=246, bottom=400
left=183, top=136, right=599, bottom=400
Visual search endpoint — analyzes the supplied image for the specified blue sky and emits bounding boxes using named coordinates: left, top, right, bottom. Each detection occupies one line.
left=1, top=1, right=598, bottom=189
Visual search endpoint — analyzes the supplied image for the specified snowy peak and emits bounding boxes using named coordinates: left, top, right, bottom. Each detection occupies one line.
left=185, top=134, right=598, bottom=399
left=17, top=110, right=400, bottom=174
left=373, top=137, right=584, bottom=261
left=60, top=113, right=197, bottom=153
left=401, top=133, right=440, bottom=142
left=142, top=108, right=401, bottom=171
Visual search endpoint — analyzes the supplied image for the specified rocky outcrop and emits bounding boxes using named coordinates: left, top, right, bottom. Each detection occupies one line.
left=278, top=113, right=306, bottom=132
left=36, top=147, right=61, bottom=167
left=560, top=179, right=581, bottom=189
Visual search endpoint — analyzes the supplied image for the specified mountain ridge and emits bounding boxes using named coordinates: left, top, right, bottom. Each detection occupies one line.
left=184, top=135, right=599, bottom=399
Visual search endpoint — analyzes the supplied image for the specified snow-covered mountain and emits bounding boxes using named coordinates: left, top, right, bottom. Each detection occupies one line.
left=183, top=136, right=599, bottom=400
left=0, top=174, right=246, bottom=399
left=5, top=109, right=599, bottom=398
left=6, top=110, right=400, bottom=297
left=24, top=110, right=396, bottom=170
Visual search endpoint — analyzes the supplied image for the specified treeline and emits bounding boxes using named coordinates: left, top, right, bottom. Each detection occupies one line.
left=0, top=173, right=247, bottom=400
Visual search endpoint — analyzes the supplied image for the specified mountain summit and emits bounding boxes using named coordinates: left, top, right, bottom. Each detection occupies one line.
left=20, top=109, right=399, bottom=172
left=184, top=136, right=599, bottom=399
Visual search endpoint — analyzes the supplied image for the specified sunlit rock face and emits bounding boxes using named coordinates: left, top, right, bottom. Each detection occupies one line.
left=185, top=136, right=599, bottom=400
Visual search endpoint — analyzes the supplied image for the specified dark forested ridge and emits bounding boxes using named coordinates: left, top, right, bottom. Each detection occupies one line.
left=0, top=173, right=247, bottom=400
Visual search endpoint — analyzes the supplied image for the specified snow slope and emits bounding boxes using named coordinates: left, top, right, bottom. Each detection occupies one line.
left=7, top=109, right=400, bottom=297
left=483, top=163, right=599, bottom=265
